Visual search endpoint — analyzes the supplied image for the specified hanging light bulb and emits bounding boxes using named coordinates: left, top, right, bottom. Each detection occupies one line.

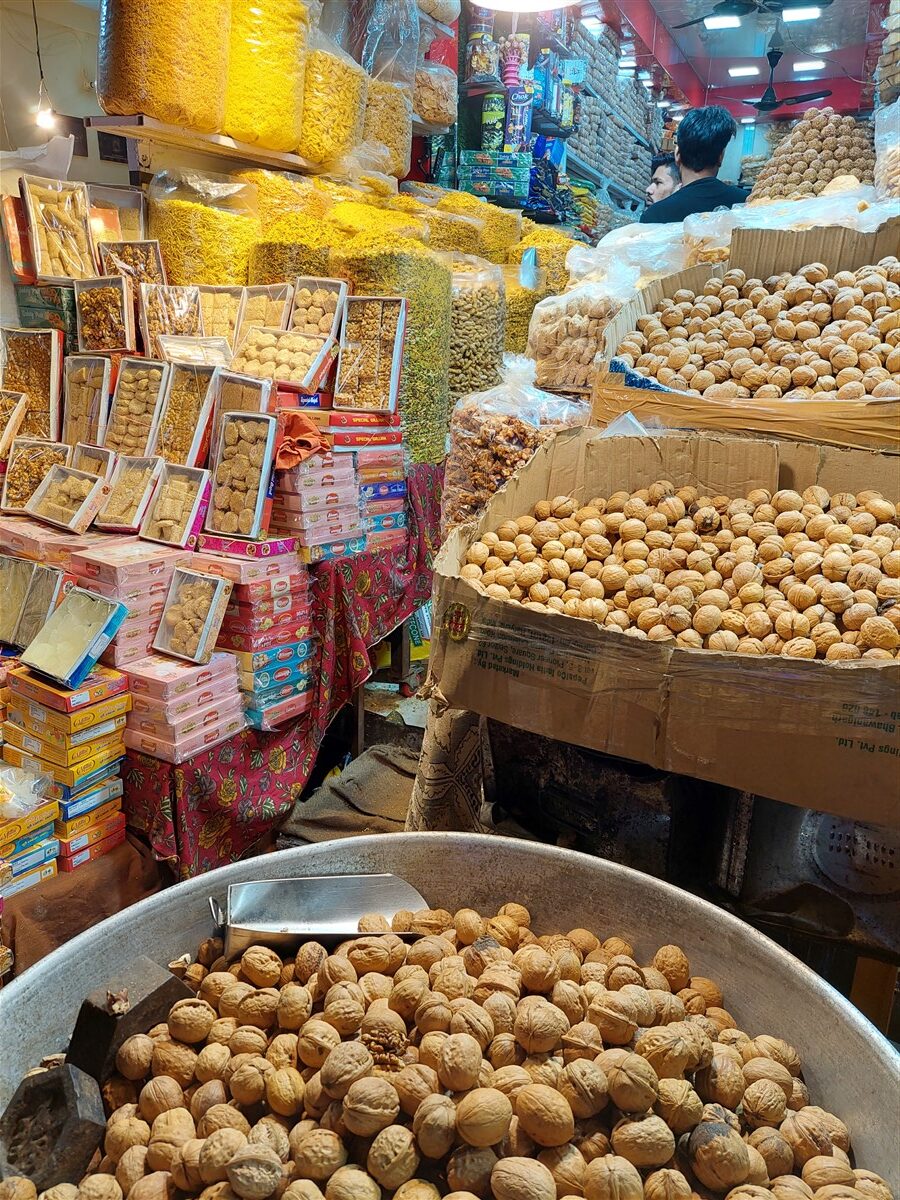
left=35, top=107, right=56, bottom=129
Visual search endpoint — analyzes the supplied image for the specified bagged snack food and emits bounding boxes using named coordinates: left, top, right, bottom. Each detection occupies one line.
left=414, top=62, right=457, bottom=128
left=683, top=209, right=735, bottom=267
left=360, top=0, right=418, bottom=177
left=442, top=357, right=590, bottom=536
left=74, top=276, right=135, bottom=353
left=249, top=214, right=332, bottom=284
left=508, top=226, right=580, bottom=294
left=436, top=190, right=521, bottom=263
left=331, top=235, right=452, bottom=462
left=139, top=282, right=202, bottom=357
left=231, top=327, right=332, bottom=390
left=440, top=253, right=505, bottom=401
left=224, top=0, right=310, bottom=151
left=875, top=97, right=900, bottom=197
left=20, top=176, right=95, bottom=283
left=209, top=369, right=273, bottom=448
left=502, top=261, right=550, bottom=355
left=298, top=31, right=369, bottom=167
left=88, top=184, right=146, bottom=242
left=97, top=0, right=229, bottom=132
left=62, top=357, right=111, bottom=446
left=148, top=170, right=261, bottom=286
left=326, top=199, right=428, bottom=242
left=419, top=208, right=484, bottom=255
left=235, top=169, right=334, bottom=231
left=528, top=272, right=635, bottom=393
left=567, top=221, right=689, bottom=288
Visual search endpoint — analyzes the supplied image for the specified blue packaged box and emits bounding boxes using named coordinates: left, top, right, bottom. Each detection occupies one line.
left=5, top=835, right=59, bottom=877
left=229, top=637, right=317, bottom=674
left=45, top=759, right=123, bottom=803
left=360, top=481, right=407, bottom=501
left=57, top=775, right=124, bottom=821
left=20, top=588, right=129, bottom=689
left=0, top=822, right=54, bottom=861
left=242, top=674, right=314, bottom=710
left=239, top=658, right=315, bottom=695
left=365, top=511, right=408, bottom=534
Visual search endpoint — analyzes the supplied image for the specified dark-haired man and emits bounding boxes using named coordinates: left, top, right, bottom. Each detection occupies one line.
left=646, top=153, right=681, bottom=205
left=640, top=105, right=748, bottom=223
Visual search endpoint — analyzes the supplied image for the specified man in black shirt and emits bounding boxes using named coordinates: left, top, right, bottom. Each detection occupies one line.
left=641, top=105, right=749, bottom=223
left=646, top=153, right=681, bottom=206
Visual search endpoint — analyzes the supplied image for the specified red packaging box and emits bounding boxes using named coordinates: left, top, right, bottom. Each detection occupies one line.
left=127, top=694, right=244, bottom=741
left=226, top=592, right=309, bottom=621
left=69, top=542, right=184, bottom=588
left=189, top=552, right=301, bottom=585
left=124, top=709, right=246, bottom=764
left=59, top=824, right=126, bottom=871
left=56, top=809, right=125, bottom=857
left=215, top=621, right=315, bottom=654
left=327, top=411, right=402, bottom=429
left=219, top=599, right=312, bottom=637
left=194, top=533, right=298, bottom=559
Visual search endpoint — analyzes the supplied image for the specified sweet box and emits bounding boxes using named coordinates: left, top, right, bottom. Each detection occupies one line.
left=9, top=663, right=128, bottom=713
left=56, top=787, right=123, bottom=833
left=188, top=551, right=300, bottom=584
left=244, top=688, right=314, bottom=730
left=152, top=568, right=233, bottom=665
left=56, top=808, right=125, bottom=856
left=125, top=651, right=236, bottom=701
left=127, top=693, right=243, bottom=741
left=69, top=540, right=184, bottom=588
left=227, top=637, right=317, bottom=673
left=124, top=708, right=245, bottom=764
left=59, top=823, right=126, bottom=871
left=20, top=586, right=129, bottom=688
left=2, top=739, right=124, bottom=789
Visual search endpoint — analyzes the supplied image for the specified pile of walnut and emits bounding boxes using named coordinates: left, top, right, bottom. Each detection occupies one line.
left=460, top=484, right=900, bottom=660
left=9, top=905, right=894, bottom=1200
left=613, top=260, right=900, bottom=400
left=748, top=108, right=875, bottom=201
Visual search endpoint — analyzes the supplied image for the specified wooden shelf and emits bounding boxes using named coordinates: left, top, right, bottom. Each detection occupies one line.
left=87, top=114, right=316, bottom=172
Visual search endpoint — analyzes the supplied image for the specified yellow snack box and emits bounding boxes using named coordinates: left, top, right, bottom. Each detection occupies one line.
left=54, top=796, right=122, bottom=841
left=0, top=798, right=60, bottom=848
left=8, top=706, right=128, bottom=753
left=2, top=720, right=127, bottom=769
left=2, top=739, right=124, bottom=789
left=8, top=690, right=132, bottom=735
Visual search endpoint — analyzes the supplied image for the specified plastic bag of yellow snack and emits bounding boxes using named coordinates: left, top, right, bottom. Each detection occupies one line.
left=360, top=0, right=419, bottom=178
left=149, top=170, right=261, bottom=286
left=298, top=29, right=369, bottom=168
left=224, top=0, right=310, bottom=152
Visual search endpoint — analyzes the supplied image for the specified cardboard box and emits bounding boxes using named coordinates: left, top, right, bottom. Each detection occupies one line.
left=59, top=824, right=125, bottom=870
left=57, top=777, right=123, bottom=823
left=429, top=429, right=900, bottom=827
left=215, top=621, right=315, bottom=654
left=56, top=809, right=125, bottom=856
left=3, top=739, right=124, bottom=789
left=227, top=637, right=317, bottom=673
left=44, top=759, right=121, bottom=803
left=0, top=799, right=59, bottom=849
left=9, top=664, right=128, bottom=712
left=2, top=834, right=58, bottom=877
left=6, top=704, right=128, bottom=752
left=125, top=650, right=236, bottom=701
left=1, top=858, right=56, bottom=894
left=0, top=820, right=53, bottom=862
left=2, top=720, right=126, bottom=768
left=593, top=224, right=900, bottom=452
left=124, top=709, right=245, bottom=764
left=56, top=793, right=123, bottom=838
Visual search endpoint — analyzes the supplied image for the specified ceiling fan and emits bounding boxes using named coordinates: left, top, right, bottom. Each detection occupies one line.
left=673, top=0, right=833, bottom=31
left=729, top=42, right=833, bottom=111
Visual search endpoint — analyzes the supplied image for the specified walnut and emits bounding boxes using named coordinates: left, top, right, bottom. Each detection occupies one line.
left=455, top=1087, right=513, bottom=1147
left=607, top=1052, right=659, bottom=1113
left=116, top=1034, right=155, bottom=1080
left=146, top=1107, right=196, bottom=1172
left=226, top=1145, right=284, bottom=1200
left=168, top=997, right=217, bottom=1044
left=611, top=1114, right=676, bottom=1169
left=742, top=1078, right=788, bottom=1128
left=439, top=1032, right=483, bottom=1090
left=139, top=1077, right=186, bottom=1123
left=491, top=1157, right=557, bottom=1200
left=105, top=1115, right=151, bottom=1163
left=320, top=1040, right=374, bottom=1099
left=294, top=1129, right=348, bottom=1181
left=199, top=1128, right=249, bottom=1184
left=514, top=1083, right=575, bottom=1147
left=688, top=1120, right=751, bottom=1191
left=76, top=1179, right=122, bottom=1200
left=558, top=1059, right=609, bottom=1119
left=367, top=1125, right=419, bottom=1190
left=748, top=1126, right=794, bottom=1177
left=643, top=1169, right=692, bottom=1200
left=635, top=1026, right=695, bottom=1078
left=325, top=1167, right=381, bottom=1200
left=513, top=999, right=569, bottom=1054
left=654, top=1078, right=703, bottom=1133
left=583, top=1154, right=644, bottom=1200
left=802, top=1158, right=858, bottom=1190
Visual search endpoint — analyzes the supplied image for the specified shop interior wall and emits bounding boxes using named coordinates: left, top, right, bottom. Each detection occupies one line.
left=0, top=0, right=129, bottom=321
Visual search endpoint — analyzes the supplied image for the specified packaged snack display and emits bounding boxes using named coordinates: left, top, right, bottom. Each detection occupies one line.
left=235, top=169, right=334, bottom=232
left=198, top=286, right=244, bottom=348
left=436, top=190, right=522, bottom=264
left=153, top=567, right=233, bottom=663
left=414, top=62, right=457, bottom=128
left=140, top=463, right=210, bottom=548
left=501, top=263, right=550, bottom=355
left=231, top=327, right=334, bottom=391
left=249, top=215, right=332, bottom=285
left=297, top=34, right=369, bottom=168
left=750, top=107, right=875, bottom=200
left=442, top=254, right=505, bottom=401
left=290, top=278, right=347, bottom=340
left=94, top=455, right=163, bottom=532
left=9, top=563, right=66, bottom=649
left=148, top=170, right=261, bottom=286
left=528, top=280, right=629, bottom=393
left=363, top=81, right=414, bottom=179
left=20, top=176, right=95, bottom=283
left=207, top=412, right=277, bottom=539
left=98, top=239, right=166, bottom=287
left=2, top=438, right=71, bottom=514
left=224, top=0, right=309, bottom=151
left=139, top=283, right=202, bottom=357
left=330, top=238, right=451, bottom=461
left=152, top=363, right=215, bottom=466
left=21, top=586, right=128, bottom=688
left=74, top=276, right=135, bottom=353
left=0, top=327, right=63, bottom=438
left=236, top=284, right=293, bottom=345
left=334, top=297, right=406, bottom=412
left=96, top=0, right=230, bottom=133
left=0, top=556, right=36, bottom=644
left=188, top=551, right=298, bottom=584
left=71, top=444, right=116, bottom=481
left=419, top=209, right=485, bottom=256
left=103, top=357, right=169, bottom=456
left=62, top=356, right=111, bottom=447
left=875, top=97, right=900, bottom=198
left=156, top=335, right=232, bottom=366
left=0, top=391, right=28, bottom=463
left=360, top=0, right=418, bottom=177
left=88, top=185, right=146, bottom=242
left=208, top=369, right=273, bottom=448
left=442, top=359, right=590, bottom=536
left=25, top=466, right=110, bottom=534
left=508, top=227, right=579, bottom=295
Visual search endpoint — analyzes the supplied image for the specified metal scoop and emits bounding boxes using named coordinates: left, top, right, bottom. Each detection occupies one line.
left=209, top=873, right=429, bottom=959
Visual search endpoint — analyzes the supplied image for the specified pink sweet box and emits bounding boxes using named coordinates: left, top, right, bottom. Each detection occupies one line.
left=0, top=517, right=129, bottom=568
left=274, top=484, right=360, bottom=513
left=194, top=533, right=297, bottom=559
left=129, top=679, right=240, bottom=723
left=188, top=551, right=301, bottom=585
left=124, top=651, right=237, bottom=701
left=215, top=621, right=315, bottom=654
left=127, top=693, right=244, bottom=741
left=225, top=590, right=308, bottom=620
left=69, top=542, right=184, bottom=587
left=124, top=708, right=246, bottom=764
left=219, top=598, right=312, bottom=637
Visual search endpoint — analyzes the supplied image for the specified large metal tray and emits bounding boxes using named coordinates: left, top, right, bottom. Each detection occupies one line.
left=1, top=834, right=896, bottom=1184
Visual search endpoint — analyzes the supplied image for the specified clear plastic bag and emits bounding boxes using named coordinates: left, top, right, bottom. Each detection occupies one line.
left=153, top=363, right=216, bottom=466
left=235, top=169, right=334, bottom=231
left=326, top=199, right=428, bottom=242
left=224, top=0, right=310, bottom=151
left=440, top=253, right=505, bottom=401
left=20, top=176, right=95, bottom=283
left=140, top=283, right=202, bottom=358
left=442, top=356, right=590, bottom=537
left=298, top=31, right=369, bottom=168
left=414, top=62, right=458, bottom=128
left=508, top=227, right=579, bottom=295
left=874, top=99, right=900, bottom=198
left=249, top=215, right=332, bottom=283
left=527, top=269, right=638, bottom=394
left=502, top=262, right=550, bottom=355
left=361, top=0, right=419, bottom=177
left=436, top=191, right=521, bottom=264
left=99, top=239, right=166, bottom=286
left=2, top=438, right=71, bottom=513
left=97, top=0, right=230, bottom=133
left=148, top=170, right=261, bottom=286
left=62, top=356, right=111, bottom=446
left=567, top=222, right=689, bottom=288
left=420, top=208, right=484, bottom=255
left=0, top=763, right=53, bottom=823
left=683, top=209, right=735, bottom=266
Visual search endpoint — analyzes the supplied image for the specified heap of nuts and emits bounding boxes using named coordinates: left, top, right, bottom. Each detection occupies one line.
left=459, top=484, right=900, bottom=661
left=76, top=281, right=131, bottom=353
left=613, top=261, right=900, bottom=400
left=749, top=108, right=875, bottom=201
left=447, top=257, right=506, bottom=402
left=529, top=289, right=623, bottom=394
left=3, top=439, right=69, bottom=512
left=13, top=902, right=893, bottom=1200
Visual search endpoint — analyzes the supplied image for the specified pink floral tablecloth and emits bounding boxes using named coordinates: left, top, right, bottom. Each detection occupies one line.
left=124, top=464, right=440, bottom=878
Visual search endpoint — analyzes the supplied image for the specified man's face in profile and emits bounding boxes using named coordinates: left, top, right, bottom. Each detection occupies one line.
left=647, top=166, right=678, bottom=204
